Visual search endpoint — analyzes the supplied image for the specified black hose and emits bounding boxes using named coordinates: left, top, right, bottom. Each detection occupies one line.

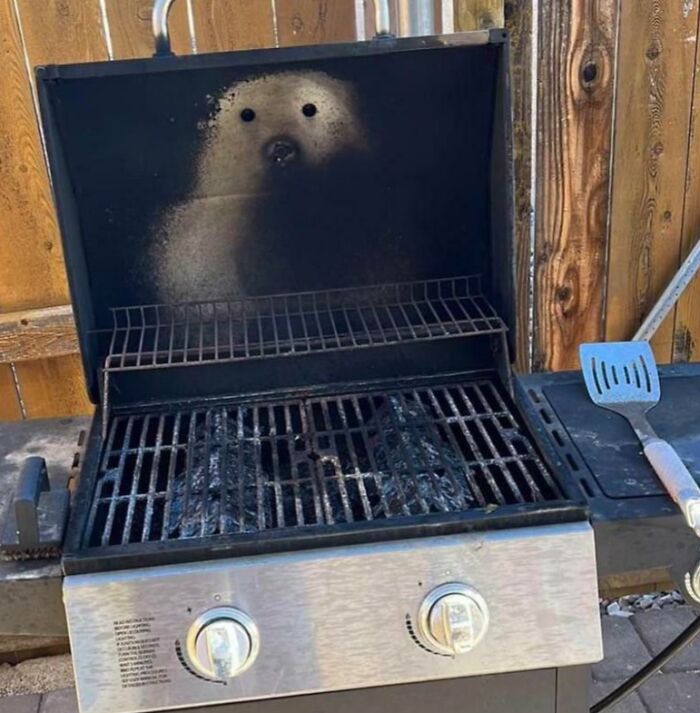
left=590, top=612, right=700, bottom=713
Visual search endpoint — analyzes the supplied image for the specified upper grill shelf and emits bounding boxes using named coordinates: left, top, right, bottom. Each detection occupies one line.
left=102, top=275, right=505, bottom=374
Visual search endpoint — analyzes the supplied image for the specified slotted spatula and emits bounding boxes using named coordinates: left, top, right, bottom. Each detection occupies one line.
left=579, top=341, right=700, bottom=537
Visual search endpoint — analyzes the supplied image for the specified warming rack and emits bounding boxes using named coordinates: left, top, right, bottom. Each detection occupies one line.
left=101, top=275, right=505, bottom=374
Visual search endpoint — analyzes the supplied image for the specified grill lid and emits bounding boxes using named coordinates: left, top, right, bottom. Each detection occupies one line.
left=37, top=30, right=515, bottom=402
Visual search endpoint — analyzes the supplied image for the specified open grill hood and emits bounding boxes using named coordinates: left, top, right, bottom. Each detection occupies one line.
left=36, top=30, right=515, bottom=406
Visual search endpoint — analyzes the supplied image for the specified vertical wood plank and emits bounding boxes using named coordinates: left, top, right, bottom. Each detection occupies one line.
left=106, top=0, right=192, bottom=58
left=192, top=0, right=275, bottom=52
left=14, top=356, right=92, bottom=419
left=671, top=10, right=700, bottom=363
left=0, top=366, right=22, bottom=421
left=434, top=0, right=444, bottom=33
left=533, top=0, right=618, bottom=371
left=276, top=0, right=357, bottom=46
left=605, top=1, right=699, bottom=362
left=10, top=0, right=109, bottom=418
left=365, top=1, right=503, bottom=37
left=0, top=2, right=67, bottom=311
left=504, top=0, right=533, bottom=372
left=16, top=0, right=108, bottom=65
left=455, top=0, right=504, bottom=30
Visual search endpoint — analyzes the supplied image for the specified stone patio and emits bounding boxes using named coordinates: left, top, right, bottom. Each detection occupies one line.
left=591, top=606, right=700, bottom=712
left=2, top=607, right=699, bottom=712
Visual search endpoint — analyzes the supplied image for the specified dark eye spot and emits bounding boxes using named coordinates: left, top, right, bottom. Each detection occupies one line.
left=240, top=108, right=256, bottom=122
left=302, top=103, right=317, bottom=118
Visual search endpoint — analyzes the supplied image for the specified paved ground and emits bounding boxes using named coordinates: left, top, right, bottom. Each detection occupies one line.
left=2, top=607, right=699, bottom=712
left=591, top=606, right=700, bottom=712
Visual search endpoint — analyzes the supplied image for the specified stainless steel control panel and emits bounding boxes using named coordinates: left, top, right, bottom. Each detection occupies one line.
left=64, top=523, right=602, bottom=713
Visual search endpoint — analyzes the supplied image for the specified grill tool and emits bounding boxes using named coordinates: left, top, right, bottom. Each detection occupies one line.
left=0, top=456, right=69, bottom=560
left=579, top=340, right=700, bottom=536
left=633, top=236, right=700, bottom=342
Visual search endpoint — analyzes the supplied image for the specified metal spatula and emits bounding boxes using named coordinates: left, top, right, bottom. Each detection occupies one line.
left=579, top=341, right=700, bottom=537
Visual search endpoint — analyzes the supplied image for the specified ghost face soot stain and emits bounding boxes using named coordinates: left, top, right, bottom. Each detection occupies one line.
left=152, top=70, right=368, bottom=303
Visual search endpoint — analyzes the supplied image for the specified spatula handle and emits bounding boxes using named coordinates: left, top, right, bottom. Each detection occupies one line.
left=644, top=438, right=700, bottom=536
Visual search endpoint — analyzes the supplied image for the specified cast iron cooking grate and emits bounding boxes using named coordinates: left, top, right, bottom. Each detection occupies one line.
left=102, top=275, right=504, bottom=372
left=83, top=380, right=561, bottom=547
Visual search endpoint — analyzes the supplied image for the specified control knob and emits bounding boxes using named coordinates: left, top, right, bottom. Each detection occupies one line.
left=418, top=583, right=489, bottom=656
left=186, top=607, right=259, bottom=680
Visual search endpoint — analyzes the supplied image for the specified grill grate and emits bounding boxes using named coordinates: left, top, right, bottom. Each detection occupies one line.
left=103, top=276, right=504, bottom=372
left=84, top=380, right=561, bottom=548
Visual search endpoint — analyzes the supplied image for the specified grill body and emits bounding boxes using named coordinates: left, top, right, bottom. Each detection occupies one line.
left=64, top=523, right=600, bottom=713
left=62, top=371, right=586, bottom=575
left=37, top=29, right=602, bottom=713
left=200, top=670, right=591, bottom=713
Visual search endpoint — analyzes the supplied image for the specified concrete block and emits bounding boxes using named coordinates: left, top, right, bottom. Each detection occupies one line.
left=633, top=608, right=700, bottom=673
left=638, top=672, right=700, bottom=713
left=1, top=693, right=41, bottom=713
left=39, top=688, right=78, bottom=713
left=593, top=616, right=652, bottom=682
left=589, top=679, right=646, bottom=713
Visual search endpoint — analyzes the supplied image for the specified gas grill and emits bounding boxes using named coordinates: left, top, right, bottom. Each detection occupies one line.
left=23, top=7, right=633, bottom=713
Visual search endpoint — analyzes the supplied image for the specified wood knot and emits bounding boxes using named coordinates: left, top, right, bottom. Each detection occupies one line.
left=479, top=12, right=495, bottom=29
left=556, top=285, right=572, bottom=303
left=291, top=15, right=304, bottom=34
left=581, top=62, right=598, bottom=85
left=137, top=2, right=151, bottom=22
left=646, top=43, right=661, bottom=61
left=673, top=325, right=695, bottom=363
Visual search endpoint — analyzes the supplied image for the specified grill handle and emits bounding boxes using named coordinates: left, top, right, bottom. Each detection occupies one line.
left=152, top=0, right=179, bottom=57
left=374, top=0, right=392, bottom=36
left=153, top=0, right=399, bottom=55
left=12, top=457, right=50, bottom=547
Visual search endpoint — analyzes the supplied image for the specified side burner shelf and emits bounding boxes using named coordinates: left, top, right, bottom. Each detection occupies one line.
left=101, top=276, right=505, bottom=375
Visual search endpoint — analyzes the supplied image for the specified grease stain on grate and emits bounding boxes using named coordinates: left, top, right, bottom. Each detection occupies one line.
left=84, top=380, right=560, bottom=548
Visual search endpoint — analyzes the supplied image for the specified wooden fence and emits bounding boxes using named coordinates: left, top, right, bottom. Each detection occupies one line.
left=0, top=0, right=699, bottom=420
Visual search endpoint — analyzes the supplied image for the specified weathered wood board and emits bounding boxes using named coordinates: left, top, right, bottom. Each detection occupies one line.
left=106, top=0, right=193, bottom=58
left=533, top=0, right=618, bottom=371
left=606, top=0, right=700, bottom=364
left=0, top=306, right=77, bottom=364
left=672, top=4, right=700, bottom=363
left=0, top=366, right=22, bottom=421
left=192, top=0, right=276, bottom=52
